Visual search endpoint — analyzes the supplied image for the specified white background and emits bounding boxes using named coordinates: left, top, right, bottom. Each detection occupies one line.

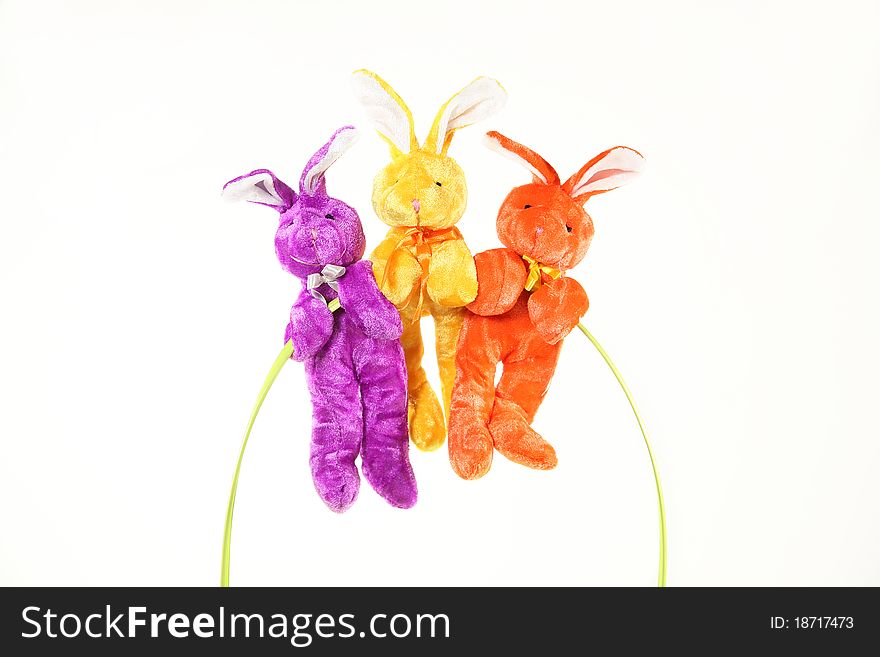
left=1, top=0, right=878, bottom=586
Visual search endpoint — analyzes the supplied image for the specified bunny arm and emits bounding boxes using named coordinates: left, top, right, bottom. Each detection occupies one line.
left=426, top=238, right=478, bottom=307
left=285, top=289, right=335, bottom=361
left=526, top=277, right=590, bottom=345
left=467, top=248, right=528, bottom=316
left=370, top=233, right=422, bottom=307
left=337, top=260, right=404, bottom=340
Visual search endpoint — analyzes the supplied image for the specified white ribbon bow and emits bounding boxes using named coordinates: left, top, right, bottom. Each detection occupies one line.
left=307, top=264, right=346, bottom=309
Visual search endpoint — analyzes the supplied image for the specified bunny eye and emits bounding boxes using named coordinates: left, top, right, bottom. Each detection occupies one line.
left=435, top=181, right=442, bottom=187
left=524, top=204, right=532, bottom=209
left=325, top=213, right=335, bottom=220
left=566, top=224, right=573, bottom=233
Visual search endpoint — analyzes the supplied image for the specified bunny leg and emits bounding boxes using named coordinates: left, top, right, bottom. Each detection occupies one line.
left=447, top=314, right=500, bottom=480
left=431, top=304, right=465, bottom=422
left=488, top=342, right=563, bottom=470
left=305, top=347, right=363, bottom=513
left=354, top=338, right=417, bottom=509
left=400, top=315, right=446, bottom=451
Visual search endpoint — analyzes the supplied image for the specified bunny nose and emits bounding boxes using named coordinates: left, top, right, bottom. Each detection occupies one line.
left=535, top=227, right=544, bottom=235
left=412, top=199, right=421, bottom=214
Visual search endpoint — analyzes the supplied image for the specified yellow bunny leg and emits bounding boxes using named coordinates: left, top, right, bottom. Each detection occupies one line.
left=400, top=316, right=446, bottom=451
left=431, top=304, right=464, bottom=423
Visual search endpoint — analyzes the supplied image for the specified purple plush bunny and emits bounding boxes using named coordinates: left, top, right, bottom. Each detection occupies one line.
left=222, top=126, right=417, bottom=513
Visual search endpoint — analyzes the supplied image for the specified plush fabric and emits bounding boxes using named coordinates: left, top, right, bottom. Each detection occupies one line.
left=352, top=69, right=506, bottom=452
left=223, top=126, right=417, bottom=512
left=448, top=131, right=644, bottom=479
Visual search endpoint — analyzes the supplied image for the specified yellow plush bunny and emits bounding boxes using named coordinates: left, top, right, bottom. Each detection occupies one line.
left=352, top=69, right=506, bottom=451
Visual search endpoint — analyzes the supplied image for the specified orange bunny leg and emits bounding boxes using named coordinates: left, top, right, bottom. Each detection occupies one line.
left=400, top=316, right=445, bottom=451
left=431, top=303, right=465, bottom=422
left=448, top=314, right=500, bottom=479
left=488, top=344, right=562, bottom=470
left=489, top=398, right=557, bottom=470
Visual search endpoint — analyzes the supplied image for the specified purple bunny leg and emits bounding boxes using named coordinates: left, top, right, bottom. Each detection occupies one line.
left=354, top=338, right=417, bottom=509
left=305, top=337, right=363, bottom=513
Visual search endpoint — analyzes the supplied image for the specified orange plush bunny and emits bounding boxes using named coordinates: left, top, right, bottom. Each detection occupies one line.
left=448, top=131, right=644, bottom=479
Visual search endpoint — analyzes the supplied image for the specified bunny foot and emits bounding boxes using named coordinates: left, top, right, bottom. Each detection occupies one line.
left=362, top=452, right=418, bottom=509
left=448, top=420, right=493, bottom=480
left=408, top=380, right=446, bottom=451
left=311, top=459, right=361, bottom=513
left=488, top=399, right=557, bottom=470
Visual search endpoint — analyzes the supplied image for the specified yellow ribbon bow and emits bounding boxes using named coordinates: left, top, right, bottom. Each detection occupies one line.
left=522, top=254, right=562, bottom=291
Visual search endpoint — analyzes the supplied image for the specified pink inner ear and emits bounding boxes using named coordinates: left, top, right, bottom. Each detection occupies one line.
left=564, top=146, right=644, bottom=199
left=300, top=126, right=359, bottom=196
left=584, top=168, right=628, bottom=186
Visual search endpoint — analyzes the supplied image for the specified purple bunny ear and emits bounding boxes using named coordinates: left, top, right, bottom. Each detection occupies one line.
left=299, top=126, right=360, bottom=196
left=222, top=169, right=296, bottom=212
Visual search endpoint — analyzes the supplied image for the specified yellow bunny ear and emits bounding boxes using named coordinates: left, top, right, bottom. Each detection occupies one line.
left=424, top=76, right=507, bottom=155
left=351, top=69, right=418, bottom=158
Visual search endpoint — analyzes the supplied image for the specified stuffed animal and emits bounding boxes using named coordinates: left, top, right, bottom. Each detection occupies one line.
left=448, top=131, right=644, bottom=479
left=351, top=69, right=507, bottom=452
left=221, top=126, right=417, bottom=512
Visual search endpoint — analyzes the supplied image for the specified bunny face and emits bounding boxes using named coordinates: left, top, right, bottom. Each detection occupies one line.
left=486, top=131, right=645, bottom=271
left=275, top=196, right=365, bottom=278
left=372, top=150, right=466, bottom=229
left=497, top=183, right=593, bottom=270
left=222, top=126, right=364, bottom=279
left=352, top=70, right=506, bottom=229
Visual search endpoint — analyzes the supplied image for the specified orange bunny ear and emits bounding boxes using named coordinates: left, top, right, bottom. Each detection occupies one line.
left=484, top=131, right=560, bottom=184
left=563, top=146, right=644, bottom=203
